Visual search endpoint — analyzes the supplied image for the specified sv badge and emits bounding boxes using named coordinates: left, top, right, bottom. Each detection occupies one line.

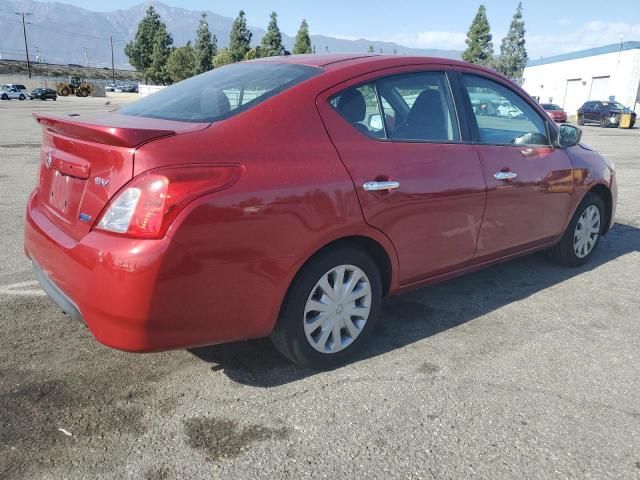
left=94, top=176, right=110, bottom=188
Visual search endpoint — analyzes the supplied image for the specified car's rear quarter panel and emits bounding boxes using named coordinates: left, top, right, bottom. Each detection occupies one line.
left=132, top=81, right=398, bottom=347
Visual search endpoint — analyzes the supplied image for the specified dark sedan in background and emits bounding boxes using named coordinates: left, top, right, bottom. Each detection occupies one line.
left=577, top=100, right=636, bottom=128
left=29, top=88, right=57, bottom=101
left=541, top=103, right=567, bottom=123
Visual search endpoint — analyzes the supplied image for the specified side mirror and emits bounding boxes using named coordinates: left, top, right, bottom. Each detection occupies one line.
left=557, top=123, right=582, bottom=148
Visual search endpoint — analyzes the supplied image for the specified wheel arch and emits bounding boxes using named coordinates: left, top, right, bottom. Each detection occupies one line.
left=588, top=183, right=613, bottom=234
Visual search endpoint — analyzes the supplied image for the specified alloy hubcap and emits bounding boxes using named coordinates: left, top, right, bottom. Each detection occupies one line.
left=573, top=205, right=600, bottom=258
left=303, top=264, right=372, bottom=354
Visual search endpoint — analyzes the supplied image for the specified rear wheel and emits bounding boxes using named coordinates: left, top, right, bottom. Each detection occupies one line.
left=77, top=88, right=89, bottom=97
left=59, top=87, right=70, bottom=96
left=271, top=246, right=382, bottom=369
left=577, top=114, right=585, bottom=126
left=1, top=94, right=8, bottom=100
left=600, top=116, right=608, bottom=128
left=547, top=192, right=605, bottom=267
left=19, top=94, right=25, bottom=100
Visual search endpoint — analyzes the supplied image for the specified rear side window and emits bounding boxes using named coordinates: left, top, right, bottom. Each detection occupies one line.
left=330, top=71, right=460, bottom=142
left=120, top=63, right=321, bottom=123
left=330, top=84, right=385, bottom=138
left=462, top=74, right=548, bottom=146
left=377, top=72, right=459, bottom=141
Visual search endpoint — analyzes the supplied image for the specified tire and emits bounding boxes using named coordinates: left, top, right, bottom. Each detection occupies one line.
left=1, top=94, right=8, bottom=100
left=59, top=88, right=70, bottom=96
left=547, top=192, right=605, bottom=267
left=77, top=88, right=89, bottom=98
left=577, top=114, right=585, bottom=126
left=271, top=246, right=382, bottom=369
left=600, top=116, right=608, bottom=128
left=19, top=94, right=25, bottom=100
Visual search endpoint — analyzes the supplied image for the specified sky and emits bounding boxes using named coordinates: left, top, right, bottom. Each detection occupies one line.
left=58, top=0, right=640, bottom=58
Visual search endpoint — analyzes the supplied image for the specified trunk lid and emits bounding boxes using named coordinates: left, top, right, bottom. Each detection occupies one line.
left=33, top=112, right=208, bottom=240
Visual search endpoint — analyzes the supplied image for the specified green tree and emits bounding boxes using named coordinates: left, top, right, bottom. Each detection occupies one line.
left=166, top=43, right=196, bottom=82
left=213, top=48, right=234, bottom=67
left=229, top=10, right=253, bottom=62
left=462, top=5, right=494, bottom=67
left=146, top=22, right=173, bottom=84
left=244, top=46, right=263, bottom=60
left=125, top=6, right=165, bottom=78
left=496, top=2, right=528, bottom=81
left=261, top=11, right=284, bottom=56
left=367, top=45, right=374, bottom=53
left=293, top=19, right=312, bottom=54
left=194, top=13, right=217, bottom=74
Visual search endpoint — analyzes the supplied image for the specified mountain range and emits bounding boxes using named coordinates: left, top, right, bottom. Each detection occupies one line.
left=0, top=0, right=461, bottom=69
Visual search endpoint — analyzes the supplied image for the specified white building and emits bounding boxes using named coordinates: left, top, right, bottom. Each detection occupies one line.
left=522, top=42, right=640, bottom=116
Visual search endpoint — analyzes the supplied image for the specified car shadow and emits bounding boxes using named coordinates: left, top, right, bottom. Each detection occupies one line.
left=188, top=222, right=639, bottom=387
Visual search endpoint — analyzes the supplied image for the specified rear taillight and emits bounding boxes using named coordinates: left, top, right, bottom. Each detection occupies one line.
left=95, top=164, right=242, bottom=238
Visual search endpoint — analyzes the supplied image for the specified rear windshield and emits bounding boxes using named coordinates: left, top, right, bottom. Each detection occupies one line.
left=120, top=62, right=321, bottom=123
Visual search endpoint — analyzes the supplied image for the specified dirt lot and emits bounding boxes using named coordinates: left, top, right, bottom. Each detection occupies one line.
left=1, top=97, right=639, bottom=479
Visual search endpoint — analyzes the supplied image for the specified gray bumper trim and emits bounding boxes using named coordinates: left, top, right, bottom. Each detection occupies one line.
left=32, top=261, right=84, bottom=323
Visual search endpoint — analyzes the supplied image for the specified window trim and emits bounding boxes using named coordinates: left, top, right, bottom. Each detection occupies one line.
left=457, top=72, right=553, bottom=148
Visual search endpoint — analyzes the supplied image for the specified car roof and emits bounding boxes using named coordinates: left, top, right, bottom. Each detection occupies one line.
left=251, top=53, right=482, bottom=72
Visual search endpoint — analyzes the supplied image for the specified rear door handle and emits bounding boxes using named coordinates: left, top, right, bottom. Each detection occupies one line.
left=494, top=171, right=518, bottom=181
left=363, top=181, right=400, bottom=191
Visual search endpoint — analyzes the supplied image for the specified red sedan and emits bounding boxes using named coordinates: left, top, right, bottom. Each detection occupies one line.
left=25, top=55, right=616, bottom=369
left=541, top=103, right=568, bottom=123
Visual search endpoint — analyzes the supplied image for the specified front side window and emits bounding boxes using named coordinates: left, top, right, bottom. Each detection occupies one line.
left=463, top=74, right=548, bottom=146
left=120, top=62, right=321, bottom=123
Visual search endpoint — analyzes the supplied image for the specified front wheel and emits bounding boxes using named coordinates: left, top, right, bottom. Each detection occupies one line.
left=1, top=94, right=8, bottom=100
left=271, top=246, right=382, bottom=369
left=19, top=94, right=25, bottom=100
left=547, top=192, right=605, bottom=267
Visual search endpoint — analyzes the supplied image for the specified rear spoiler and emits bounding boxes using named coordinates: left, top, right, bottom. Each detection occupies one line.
left=33, top=112, right=208, bottom=148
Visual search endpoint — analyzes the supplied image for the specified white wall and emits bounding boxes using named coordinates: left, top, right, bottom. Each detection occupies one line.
left=138, top=84, right=165, bottom=97
left=522, top=48, right=640, bottom=115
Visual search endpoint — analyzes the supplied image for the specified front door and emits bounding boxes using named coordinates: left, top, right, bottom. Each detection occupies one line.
left=460, top=73, right=574, bottom=260
left=318, top=69, right=487, bottom=284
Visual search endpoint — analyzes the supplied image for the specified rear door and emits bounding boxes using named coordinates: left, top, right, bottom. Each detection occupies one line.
left=318, top=67, right=486, bottom=284
left=458, top=72, right=574, bottom=260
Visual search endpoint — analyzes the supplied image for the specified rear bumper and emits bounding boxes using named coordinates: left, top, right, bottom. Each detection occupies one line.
left=32, top=260, right=83, bottom=323
left=24, top=192, right=279, bottom=352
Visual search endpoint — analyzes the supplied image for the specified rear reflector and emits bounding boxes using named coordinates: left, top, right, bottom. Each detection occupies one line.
left=95, top=164, right=243, bottom=238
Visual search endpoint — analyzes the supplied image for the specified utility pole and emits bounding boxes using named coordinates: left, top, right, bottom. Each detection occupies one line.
left=83, top=47, right=89, bottom=68
left=110, top=36, right=115, bottom=83
left=16, top=12, right=32, bottom=78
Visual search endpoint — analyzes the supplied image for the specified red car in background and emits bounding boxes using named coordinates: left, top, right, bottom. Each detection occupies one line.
left=541, top=103, right=568, bottom=123
left=25, top=55, right=616, bottom=369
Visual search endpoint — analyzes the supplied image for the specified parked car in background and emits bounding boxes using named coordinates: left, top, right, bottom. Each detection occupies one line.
left=541, top=103, right=567, bottom=123
left=25, top=55, right=617, bottom=369
left=577, top=100, right=637, bottom=128
left=1, top=84, right=27, bottom=100
left=105, top=84, right=117, bottom=92
left=29, top=88, right=57, bottom=101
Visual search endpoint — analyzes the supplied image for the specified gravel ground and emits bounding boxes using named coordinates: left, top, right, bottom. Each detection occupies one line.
left=1, top=97, right=639, bottom=479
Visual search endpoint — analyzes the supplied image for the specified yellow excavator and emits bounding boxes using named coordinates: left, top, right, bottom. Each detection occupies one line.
left=56, top=76, right=93, bottom=97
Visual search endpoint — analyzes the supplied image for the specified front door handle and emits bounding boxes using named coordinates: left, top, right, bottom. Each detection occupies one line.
left=363, top=180, right=400, bottom=191
left=494, top=171, right=518, bottom=181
